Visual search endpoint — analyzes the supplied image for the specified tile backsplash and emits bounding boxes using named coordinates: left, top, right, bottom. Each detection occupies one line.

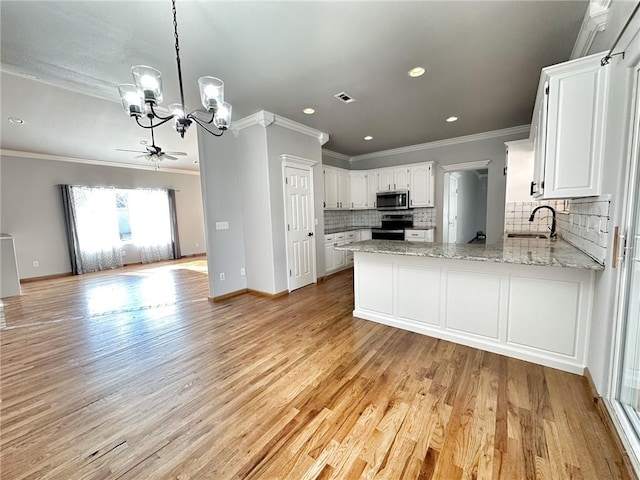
left=505, top=196, right=610, bottom=265
left=324, top=208, right=436, bottom=231
left=556, top=196, right=610, bottom=265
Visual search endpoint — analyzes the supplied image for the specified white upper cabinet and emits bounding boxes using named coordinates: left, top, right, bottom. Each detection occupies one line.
left=531, top=52, right=609, bottom=199
left=409, top=162, right=434, bottom=207
left=323, top=166, right=349, bottom=209
left=377, top=167, right=411, bottom=191
left=367, top=172, right=378, bottom=208
left=338, top=169, right=350, bottom=209
left=349, top=171, right=368, bottom=209
left=323, top=167, right=339, bottom=209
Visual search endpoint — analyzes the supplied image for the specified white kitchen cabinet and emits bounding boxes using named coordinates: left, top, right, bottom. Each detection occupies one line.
left=409, top=162, right=434, bottom=207
left=404, top=229, right=434, bottom=243
left=349, top=172, right=368, bottom=209
left=530, top=52, right=609, bottom=199
left=338, top=170, right=350, bottom=209
left=367, top=172, right=378, bottom=208
left=323, top=166, right=350, bottom=209
left=359, top=229, right=372, bottom=241
left=324, top=232, right=348, bottom=273
left=379, top=167, right=411, bottom=191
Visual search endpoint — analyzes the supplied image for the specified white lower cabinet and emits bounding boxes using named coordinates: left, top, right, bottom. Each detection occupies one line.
left=325, top=231, right=366, bottom=274
left=353, top=252, right=594, bottom=374
left=404, top=229, right=434, bottom=243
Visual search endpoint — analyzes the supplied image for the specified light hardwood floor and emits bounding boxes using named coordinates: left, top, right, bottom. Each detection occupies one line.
left=0, top=260, right=632, bottom=479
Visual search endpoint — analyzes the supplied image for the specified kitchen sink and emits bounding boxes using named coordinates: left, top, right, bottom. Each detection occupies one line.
left=507, top=233, right=548, bottom=239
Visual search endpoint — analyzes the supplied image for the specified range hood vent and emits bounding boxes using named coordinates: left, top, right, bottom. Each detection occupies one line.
left=334, top=92, right=355, bottom=104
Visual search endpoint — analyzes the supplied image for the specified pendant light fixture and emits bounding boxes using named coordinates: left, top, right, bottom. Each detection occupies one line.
left=117, top=0, right=231, bottom=138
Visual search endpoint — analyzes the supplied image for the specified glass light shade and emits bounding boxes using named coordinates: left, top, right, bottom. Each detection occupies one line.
left=198, top=76, right=224, bottom=111
left=214, top=102, right=232, bottom=130
left=118, top=84, right=144, bottom=117
left=132, top=65, right=163, bottom=105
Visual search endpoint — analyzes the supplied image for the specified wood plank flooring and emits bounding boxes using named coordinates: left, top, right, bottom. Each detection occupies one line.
left=0, top=260, right=631, bottom=479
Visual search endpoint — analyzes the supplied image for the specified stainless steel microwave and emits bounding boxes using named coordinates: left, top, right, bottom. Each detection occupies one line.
left=376, top=190, right=410, bottom=210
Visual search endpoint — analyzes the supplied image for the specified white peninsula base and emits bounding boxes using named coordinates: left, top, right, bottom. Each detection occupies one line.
left=353, top=252, right=595, bottom=374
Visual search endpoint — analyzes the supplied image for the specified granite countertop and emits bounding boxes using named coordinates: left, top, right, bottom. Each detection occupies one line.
left=336, top=238, right=604, bottom=271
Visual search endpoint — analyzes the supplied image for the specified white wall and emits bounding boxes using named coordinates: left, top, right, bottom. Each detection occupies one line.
left=586, top=24, right=639, bottom=395
left=198, top=130, right=248, bottom=298
left=0, top=154, right=206, bottom=279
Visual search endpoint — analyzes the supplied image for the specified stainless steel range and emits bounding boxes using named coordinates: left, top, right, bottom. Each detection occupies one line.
left=371, top=214, right=413, bottom=240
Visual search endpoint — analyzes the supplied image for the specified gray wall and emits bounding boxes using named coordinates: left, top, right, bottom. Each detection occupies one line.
left=266, top=124, right=324, bottom=289
left=198, top=130, right=248, bottom=298
left=0, top=154, right=206, bottom=279
left=347, top=132, right=528, bottom=244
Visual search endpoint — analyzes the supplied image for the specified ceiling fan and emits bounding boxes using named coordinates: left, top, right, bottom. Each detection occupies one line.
left=116, top=128, right=187, bottom=162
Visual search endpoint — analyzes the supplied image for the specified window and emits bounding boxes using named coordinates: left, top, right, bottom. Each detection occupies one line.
left=115, top=191, right=132, bottom=241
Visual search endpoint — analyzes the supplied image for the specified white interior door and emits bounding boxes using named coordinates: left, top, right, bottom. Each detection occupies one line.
left=448, top=175, right=459, bottom=243
left=285, top=165, right=315, bottom=291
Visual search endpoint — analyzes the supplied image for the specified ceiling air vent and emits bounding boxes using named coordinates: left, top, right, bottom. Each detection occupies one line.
left=334, top=92, right=355, bottom=104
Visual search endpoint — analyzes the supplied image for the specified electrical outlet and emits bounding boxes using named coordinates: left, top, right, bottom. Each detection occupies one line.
left=219, top=272, right=225, bottom=281
left=240, top=268, right=245, bottom=276
left=32, top=261, right=39, bottom=268
left=215, top=221, right=229, bottom=230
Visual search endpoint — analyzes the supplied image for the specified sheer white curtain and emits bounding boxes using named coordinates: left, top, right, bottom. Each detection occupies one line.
left=71, top=186, right=123, bottom=273
left=128, top=189, right=174, bottom=263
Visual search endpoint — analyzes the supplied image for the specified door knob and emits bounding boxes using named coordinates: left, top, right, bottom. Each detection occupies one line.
left=308, top=232, right=314, bottom=236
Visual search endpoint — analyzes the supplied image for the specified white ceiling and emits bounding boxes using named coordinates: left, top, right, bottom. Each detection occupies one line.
left=0, top=1, right=588, bottom=171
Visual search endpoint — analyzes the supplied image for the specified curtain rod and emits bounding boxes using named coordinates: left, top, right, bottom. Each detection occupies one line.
left=58, top=184, right=180, bottom=192
left=601, top=1, right=640, bottom=66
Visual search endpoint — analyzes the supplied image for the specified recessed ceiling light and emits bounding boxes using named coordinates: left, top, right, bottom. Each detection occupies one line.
left=364, top=135, right=373, bottom=141
left=8, top=117, right=24, bottom=125
left=303, top=107, right=315, bottom=115
left=408, top=67, right=426, bottom=78
left=446, top=116, right=458, bottom=122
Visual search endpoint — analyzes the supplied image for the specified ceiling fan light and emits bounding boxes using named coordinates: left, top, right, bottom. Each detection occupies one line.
left=214, top=102, right=232, bottom=130
left=131, top=65, right=163, bottom=105
left=118, top=84, right=144, bottom=117
left=198, top=76, right=224, bottom=111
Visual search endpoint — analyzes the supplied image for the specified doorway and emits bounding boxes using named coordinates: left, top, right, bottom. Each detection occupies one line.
left=442, top=163, right=489, bottom=244
left=282, top=156, right=317, bottom=292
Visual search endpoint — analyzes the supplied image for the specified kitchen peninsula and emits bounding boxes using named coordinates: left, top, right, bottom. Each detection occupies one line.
left=337, top=238, right=603, bottom=374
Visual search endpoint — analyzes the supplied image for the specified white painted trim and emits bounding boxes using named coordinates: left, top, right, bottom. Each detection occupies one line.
left=441, top=159, right=491, bottom=172
left=570, top=0, right=610, bottom=60
left=281, top=154, right=318, bottom=167
left=0, top=149, right=200, bottom=175
left=349, top=125, right=530, bottom=162
left=322, top=149, right=350, bottom=161
left=231, top=110, right=329, bottom=145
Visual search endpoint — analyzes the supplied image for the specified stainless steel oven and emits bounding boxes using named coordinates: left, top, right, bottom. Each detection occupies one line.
left=372, top=214, right=413, bottom=240
left=376, top=190, right=410, bottom=211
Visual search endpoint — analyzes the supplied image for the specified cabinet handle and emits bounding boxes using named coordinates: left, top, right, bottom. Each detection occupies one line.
left=388, top=184, right=391, bottom=190
left=410, top=199, right=413, bottom=206
left=352, top=202, right=354, bottom=208
left=323, top=201, right=326, bottom=208
left=530, top=181, right=537, bottom=195
left=336, top=202, right=339, bottom=208
left=394, top=183, right=396, bottom=189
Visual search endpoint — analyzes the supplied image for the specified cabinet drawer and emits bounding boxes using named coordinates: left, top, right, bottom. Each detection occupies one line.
left=347, top=232, right=356, bottom=239
left=405, top=230, right=426, bottom=240
left=324, top=234, right=335, bottom=242
left=335, top=233, right=346, bottom=240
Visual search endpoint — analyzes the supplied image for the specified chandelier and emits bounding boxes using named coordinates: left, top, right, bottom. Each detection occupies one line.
left=117, top=0, right=231, bottom=138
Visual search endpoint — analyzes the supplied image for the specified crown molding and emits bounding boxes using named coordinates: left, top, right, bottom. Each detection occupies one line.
left=349, top=125, right=531, bottom=162
left=0, top=149, right=200, bottom=176
left=570, top=0, right=611, bottom=59
left=230, top=110, right=329, bottom=145
left=281, top=154, right=318, bottom=167
left=321, top=149, right=350, bottom=161
left=441, top=159, right=491, bottom=172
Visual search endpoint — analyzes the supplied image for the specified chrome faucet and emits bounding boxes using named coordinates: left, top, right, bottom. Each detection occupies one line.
left=529, top=205, right=557, bottom=238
